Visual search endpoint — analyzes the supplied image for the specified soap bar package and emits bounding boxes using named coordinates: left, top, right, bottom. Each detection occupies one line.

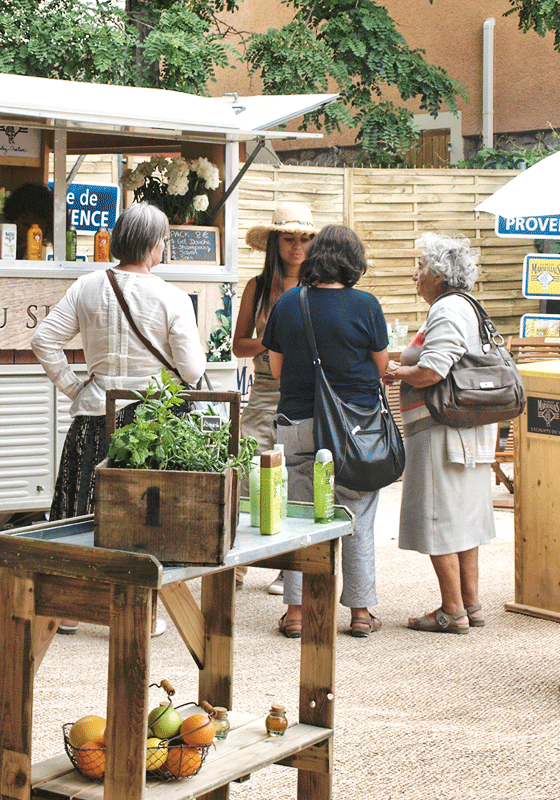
left=0, top=223, right=17, bottom=260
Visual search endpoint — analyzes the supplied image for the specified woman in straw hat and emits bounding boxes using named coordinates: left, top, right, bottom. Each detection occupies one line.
left=233, top=202, right=317, bottom=591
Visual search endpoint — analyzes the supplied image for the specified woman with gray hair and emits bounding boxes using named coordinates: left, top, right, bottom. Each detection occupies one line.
left=32, top=203, right=205, bottom=635
left=383, top=232, right=496, bottom=634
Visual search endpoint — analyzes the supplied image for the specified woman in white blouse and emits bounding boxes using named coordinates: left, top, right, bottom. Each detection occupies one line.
left=32, top=203, right=205, bottom=633
left=383, top=233, right=496, bottom=634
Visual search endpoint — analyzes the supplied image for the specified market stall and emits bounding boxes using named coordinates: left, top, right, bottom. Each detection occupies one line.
left=0, top=73, right=337, bottom=524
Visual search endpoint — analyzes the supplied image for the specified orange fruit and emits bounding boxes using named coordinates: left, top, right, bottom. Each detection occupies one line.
left=180, top=714, right=215, bottom=746
left=165, top=745, right=201, bottom=777
left=74, top=740, right=105, bottom=779
left=68, top=715, right=106, bottom=748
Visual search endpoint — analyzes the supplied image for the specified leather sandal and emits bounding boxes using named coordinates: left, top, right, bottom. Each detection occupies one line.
left=466, top=603, right=485, bottom=627
left=408, top=607, right=469, bottom=635
left=350, top=612, right=382, bottom=638
left=278, top=613, right=301, bottom=639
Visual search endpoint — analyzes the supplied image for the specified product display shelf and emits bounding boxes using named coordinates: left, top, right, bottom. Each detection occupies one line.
left=0, top=502, right=352, bottom=800
left=31, top=712, right=333, bottom=800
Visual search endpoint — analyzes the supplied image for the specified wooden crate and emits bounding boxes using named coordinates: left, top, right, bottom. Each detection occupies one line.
left=94, top=460, right=237, bottom=566
left=94, top=388, right=241, bottom=566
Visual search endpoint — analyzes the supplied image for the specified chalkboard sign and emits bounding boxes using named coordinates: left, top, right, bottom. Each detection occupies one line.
left=168, top=225, right=220, bottom=265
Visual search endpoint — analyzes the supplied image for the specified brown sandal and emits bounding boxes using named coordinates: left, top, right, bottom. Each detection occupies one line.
left=408, top=607, right=469, bottom=635
left=350, top=612, right=382, bottom=638
left=466, top=603, right=485, bottom=627
left=278, top=613, right=301, bottom=639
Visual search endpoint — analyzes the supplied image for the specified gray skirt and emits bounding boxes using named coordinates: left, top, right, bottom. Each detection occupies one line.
left=399, top=425, right=496, bottom=556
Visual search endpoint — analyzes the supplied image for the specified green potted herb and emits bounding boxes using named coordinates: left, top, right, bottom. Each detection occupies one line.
left=94, top=371, right=257, bottom=566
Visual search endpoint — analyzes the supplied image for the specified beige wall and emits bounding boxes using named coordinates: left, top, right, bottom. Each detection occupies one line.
left=212, top=0, right=560, bottom=151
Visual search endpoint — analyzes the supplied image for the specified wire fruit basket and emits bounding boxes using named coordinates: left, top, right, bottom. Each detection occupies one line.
left=63, top=682, right=214, bottom=782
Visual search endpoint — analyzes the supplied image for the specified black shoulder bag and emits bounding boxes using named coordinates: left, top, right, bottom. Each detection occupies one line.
left=423, top=291, right=526, bottom=428
left=299, top=286, right=405, bottom=493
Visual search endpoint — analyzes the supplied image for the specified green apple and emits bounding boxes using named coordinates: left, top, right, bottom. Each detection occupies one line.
left=147, top=705, right=183, bottom=739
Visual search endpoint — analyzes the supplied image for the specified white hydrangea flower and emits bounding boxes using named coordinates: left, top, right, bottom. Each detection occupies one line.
left=122, top=168, right=147, bottom=191
left=193, top=194, right=209, bottom=211
left=136, top=160, right=154, bottom=177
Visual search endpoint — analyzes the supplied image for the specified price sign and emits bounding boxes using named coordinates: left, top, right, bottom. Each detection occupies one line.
left=168, top=226, right=220, bottom=265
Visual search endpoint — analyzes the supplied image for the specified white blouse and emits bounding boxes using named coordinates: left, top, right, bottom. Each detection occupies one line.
left=31, top=268, right=206, bottom=417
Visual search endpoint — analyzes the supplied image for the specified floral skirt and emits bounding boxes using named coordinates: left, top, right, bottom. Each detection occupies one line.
left=49, top=403, right=140, bottom=521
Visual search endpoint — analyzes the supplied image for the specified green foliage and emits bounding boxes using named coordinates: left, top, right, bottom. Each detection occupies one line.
left=0, top=0, right=239, bottom=90
left=1, top=0, right=468, bottom=164
left=246, top=0, right=467, bottom=164
left=505, top=0, right=560, bottom=52
left=0, top=0, right=133, bottom=82
left=108, top=369, right=257, bottom=474
left=456, top=134, right=560, bottom=169
left=141, top=5, right=235, bottom=93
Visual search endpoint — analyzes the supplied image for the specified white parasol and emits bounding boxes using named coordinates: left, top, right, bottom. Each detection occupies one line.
left=475, top=150, right=560, bottom=218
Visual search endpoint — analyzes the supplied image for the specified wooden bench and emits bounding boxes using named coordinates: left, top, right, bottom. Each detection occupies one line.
left=31, top=712, right=333, bottom=800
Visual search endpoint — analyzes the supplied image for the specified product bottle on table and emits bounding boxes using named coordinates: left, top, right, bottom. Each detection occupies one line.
left=249, top=455, right=260, bottom=527
left=314, top=448, right=334, bottom=523
left=27, top=223, right=43, bottom=259
left=265, top=704, right=288, bottom=736
left=94, top=226, right=111, bottom=262
left=66, top=226, right=77, bottom=261
left=273, top=443, right=288, bottom=520
left=260, top=449, right=282, bottom=535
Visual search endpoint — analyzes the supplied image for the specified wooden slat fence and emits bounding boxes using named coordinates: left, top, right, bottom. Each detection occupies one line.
left=237, top=165, right=539, bottom=337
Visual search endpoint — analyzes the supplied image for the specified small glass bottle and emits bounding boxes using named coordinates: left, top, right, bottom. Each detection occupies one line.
left=265, top=704, right=288, bottom=737
left=94, top=226, right=111, bottom=262
left=66, top=226, right=77, bottom=261
left=212, top=707, right=230, bottom=740
left=27, top=223, right=43, bottom=260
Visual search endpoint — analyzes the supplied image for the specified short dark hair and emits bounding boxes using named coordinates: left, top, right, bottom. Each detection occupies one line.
left=299, top=225, right=367, bottom=287
left=111, top=203, right=169, bottom=264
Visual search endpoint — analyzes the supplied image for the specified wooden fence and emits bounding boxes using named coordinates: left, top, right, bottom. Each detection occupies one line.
left=237, top=164, right=539, bottom=337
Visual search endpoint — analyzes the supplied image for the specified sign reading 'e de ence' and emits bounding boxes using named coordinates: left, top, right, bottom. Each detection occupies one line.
left=48, top=182, right=120, bottom=235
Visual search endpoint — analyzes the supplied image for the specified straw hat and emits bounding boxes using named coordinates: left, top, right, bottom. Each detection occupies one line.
left=245, top=202, right=317, bottom=252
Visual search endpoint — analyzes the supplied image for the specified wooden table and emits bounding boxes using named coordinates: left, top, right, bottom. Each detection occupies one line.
left=0, top=501, right=352, bottom=800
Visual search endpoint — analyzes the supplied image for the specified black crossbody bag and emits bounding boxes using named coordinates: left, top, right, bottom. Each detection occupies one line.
left=299, top=286, right=405, bottom=493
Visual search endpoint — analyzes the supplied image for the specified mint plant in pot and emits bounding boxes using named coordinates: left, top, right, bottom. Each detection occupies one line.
left=94, top=371, right=257, bottom=566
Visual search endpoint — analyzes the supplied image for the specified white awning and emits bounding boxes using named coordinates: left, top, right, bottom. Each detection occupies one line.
left=0, top=73, right=339, bottom=143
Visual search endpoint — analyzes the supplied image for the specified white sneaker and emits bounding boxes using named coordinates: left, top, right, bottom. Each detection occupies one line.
left=268, top=572, right=284, bottom=595
left=151, top=618, right=166, bottom=637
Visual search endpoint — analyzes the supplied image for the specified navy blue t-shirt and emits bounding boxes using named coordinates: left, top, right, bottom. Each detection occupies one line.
left=262, top=286, right=388, bottom=419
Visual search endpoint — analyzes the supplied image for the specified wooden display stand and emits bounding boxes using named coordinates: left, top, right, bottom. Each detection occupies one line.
left=505, top=360, right=560, bottom=622
left=0, top=501, right=353, bottom=800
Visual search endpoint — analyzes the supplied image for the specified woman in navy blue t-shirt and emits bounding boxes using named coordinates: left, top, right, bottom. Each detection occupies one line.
left=263, top=224, right=388, bottom=638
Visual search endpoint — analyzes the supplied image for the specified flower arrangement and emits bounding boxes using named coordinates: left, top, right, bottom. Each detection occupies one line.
left=121, top=156, right=221, bottom=225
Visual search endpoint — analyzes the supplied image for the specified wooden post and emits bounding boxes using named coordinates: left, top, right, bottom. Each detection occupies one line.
left=198, top=568, right=236, bottom=800
left=105, top=584, right=152, bottom=800
left=297, top=540, right=338, bottom=800
left=0, top=568, right=35, bottom=800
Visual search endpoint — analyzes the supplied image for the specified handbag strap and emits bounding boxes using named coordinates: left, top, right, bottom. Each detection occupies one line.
left=105, top=268, right=184, bottom=382
left=430, top=290, right=505, bottom=350
left=299, top=286, right=321, bottom=364
left=299, top=286, right=388, bottom=408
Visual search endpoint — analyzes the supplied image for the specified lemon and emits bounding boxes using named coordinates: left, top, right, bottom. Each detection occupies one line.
left=146, top=737, right=168, bottom=771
